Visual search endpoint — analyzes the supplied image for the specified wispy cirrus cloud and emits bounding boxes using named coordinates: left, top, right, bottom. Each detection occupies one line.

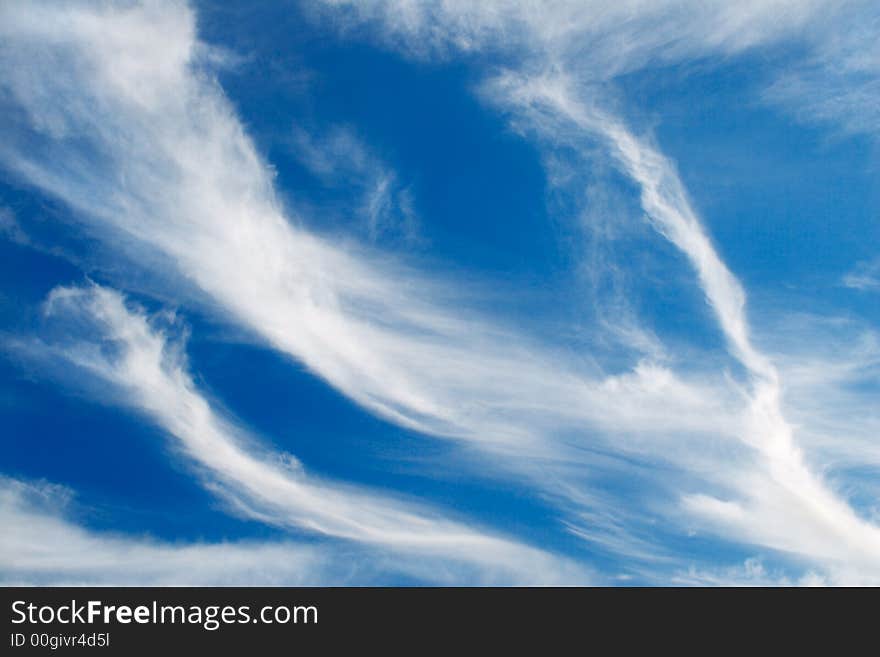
left=2, top=0, right=880, bottom=584
left=291, top=124, right=420, bottom=244
left=10, top=282, right=589, bottom=584
left=0, top=0, right=758, bottom=583
left=486, top=70, right=880, bottom=577
left=843, top=259, right=880, bottom=292
left=315, top=0, right=878, bottom=143
left=0, top=206, right=29, bottom=246
left=0, top=476, right=327, bottom=586
left=312, top=0, right=842, bottom=69
left=764, top=9, right=880, bottom=138
left=0, top=1, right=744, bottom=489
left=1, top=475, right=583, bottom=585
left=671, top=557, right=825, bottom=587
left=311, top=0, right=880, bottom=580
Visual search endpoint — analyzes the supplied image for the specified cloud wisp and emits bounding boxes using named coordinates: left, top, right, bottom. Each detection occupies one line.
left=0, top=476, right=328, bottom=586
left=2, top=0, right=880, bottom=584
left=14, top=282, right=589, bottom=584
left=844, top=259, right=880, bottom=292
left=291, top=124, right=420, bottom=244
left=0, top=0, right=654, bottom=449
left=492, top=62, right=880, bottom=582
left=1, top=475, right=584, bottom=585
left=0, top=2, right=746, bottom=490
left=316, top=0, right=880, bottom=580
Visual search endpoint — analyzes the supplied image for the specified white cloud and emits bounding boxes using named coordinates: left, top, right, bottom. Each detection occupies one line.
left=0, top=476, right=328, bottom=586
left=484, top=70, right=880, bottom=579
left=316, top=0, right=880, bottom=144
left=0, top=206, right=29, bottom=246
left=671, top=557, right=830, bottom=587
left=3, top=0, right=880, bottom=583
left=843, top=259, right=880, bottom=291
left=290, top=124, right=420, bottom=243
left=764, top=9, right=880, bottom=138
left=18, top=283, right=589, bottom=584
left=0, top=475, right=583, bottom=585
left=312, top=0, right=880, bottom=579
left=0, top=1, right=746, bottom=507
left=313, top=0, right=842, bottom=71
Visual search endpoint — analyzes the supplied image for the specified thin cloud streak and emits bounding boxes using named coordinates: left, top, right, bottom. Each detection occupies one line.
left=0, top=2, right=745, bottom=488
left=0, top=476, right=328, bottom=586
left=290, top=124, right=421, bottom=244
left=314, top=0, right=845, bottom=70
left=843, top=259, right=880, bottom=291
left=0, top=2, right=759, bottom=584
left=0, top=476, right=578, bottom=585
left=485, top=71, right=880, bottom=576
left=317, top=0, right=880, bottom=578
left=18, top=283, right=589, bottom=584
left=0, top=0, right=721, bottom=450
left=3, top=0, right=880, bottom=582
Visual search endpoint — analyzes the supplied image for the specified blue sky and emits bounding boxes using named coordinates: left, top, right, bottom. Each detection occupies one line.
left=1, top=0, right=879, bottom=585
